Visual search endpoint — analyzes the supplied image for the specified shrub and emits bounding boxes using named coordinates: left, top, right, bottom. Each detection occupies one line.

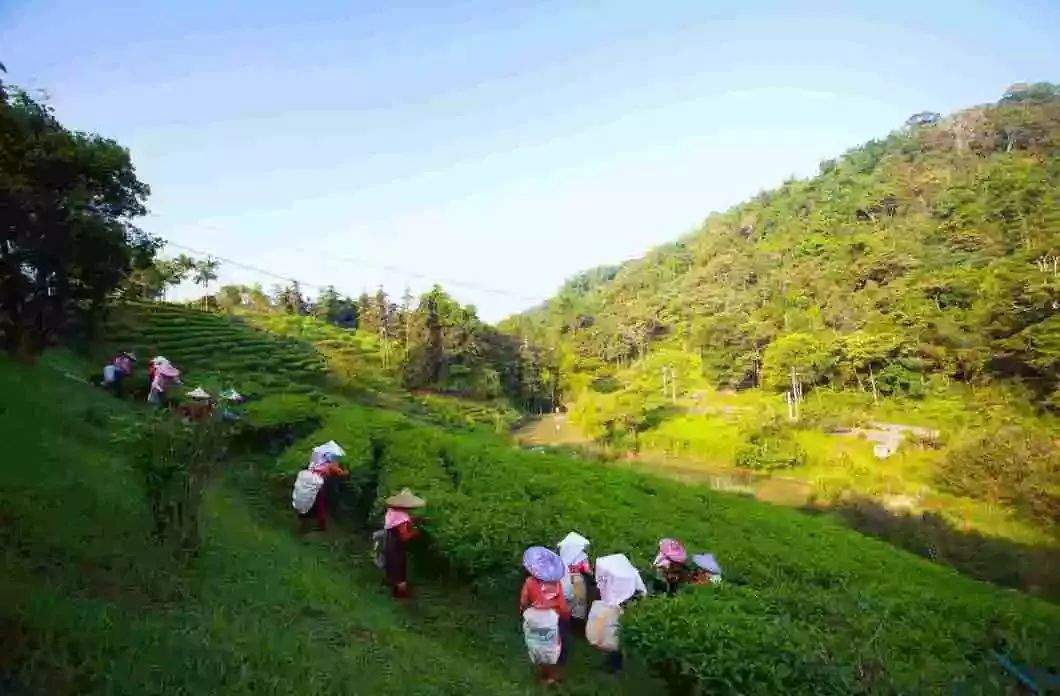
left=113, top=414, right=228, bottom=557
left=235, top=393, right=326, bottom=451
left=935, top=427, right=1060, bottom=526
left=732, top=412, right=806, bottom=471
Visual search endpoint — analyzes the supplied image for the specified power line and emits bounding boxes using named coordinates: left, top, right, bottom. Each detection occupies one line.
left=150, top=214, right=541, bottom=303
left=162, top=240, right=325, bottom=291
left=295, top=247, right=540, bottom=302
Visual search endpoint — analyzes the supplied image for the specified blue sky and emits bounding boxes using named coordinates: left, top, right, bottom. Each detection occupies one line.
left=3, top=0, right=1059, bottom=320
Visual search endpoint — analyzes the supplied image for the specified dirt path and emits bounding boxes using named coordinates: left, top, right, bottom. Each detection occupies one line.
left=514, top=413, right=592, bottom=447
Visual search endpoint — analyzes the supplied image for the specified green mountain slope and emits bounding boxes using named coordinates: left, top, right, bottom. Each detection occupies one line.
left=508, top=86, right=1060, bottom=405
left=501, top=86, right=1060, bottom=552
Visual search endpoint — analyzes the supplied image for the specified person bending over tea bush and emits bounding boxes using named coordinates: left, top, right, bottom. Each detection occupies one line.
left=652, top=538, right=691, bottom=594
left=291, top=440, right=348, bottom=532
left=381, top=488, right=425, bottom=599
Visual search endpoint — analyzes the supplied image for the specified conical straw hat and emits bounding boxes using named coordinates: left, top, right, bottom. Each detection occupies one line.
left=186, top=386, right=211, bottom=399
left=385, top=488, right=426, bottom=509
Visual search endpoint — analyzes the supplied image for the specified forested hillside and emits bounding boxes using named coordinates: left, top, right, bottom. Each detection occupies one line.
left=502, top=85, right=1060, bottom=558
left=506, top=84, right=1060, bottom=407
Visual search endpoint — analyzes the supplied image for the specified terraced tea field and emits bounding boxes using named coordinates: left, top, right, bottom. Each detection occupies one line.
left=102, top=304, right=516, bottom=431
left=103, top=302, right=329, bottom=397
left=239, top=312, right=399, bottom=395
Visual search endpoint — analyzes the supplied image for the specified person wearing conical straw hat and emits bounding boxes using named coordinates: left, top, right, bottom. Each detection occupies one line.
left=382, top=488, right=425, bottom=599
left=182, top=386, right=214, bottom=422
left=519, top=546, right=569, bottom=685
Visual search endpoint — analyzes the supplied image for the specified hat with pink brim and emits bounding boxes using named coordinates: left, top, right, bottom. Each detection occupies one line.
left=157, top=363, right=180, bottom=378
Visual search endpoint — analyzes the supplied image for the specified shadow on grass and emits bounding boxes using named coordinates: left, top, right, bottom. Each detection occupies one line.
left=813, top=498, right=1060, bottom=602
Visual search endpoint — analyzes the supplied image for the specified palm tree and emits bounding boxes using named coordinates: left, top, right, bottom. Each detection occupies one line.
left=192, top=257, right=219, bottom=311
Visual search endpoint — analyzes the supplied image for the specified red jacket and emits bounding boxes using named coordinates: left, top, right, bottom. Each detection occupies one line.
left=520, top=577, right=570, bottom=619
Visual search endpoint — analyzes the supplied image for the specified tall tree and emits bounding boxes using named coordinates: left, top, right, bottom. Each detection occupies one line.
left=120, top=253, right=196, bottom=301
left=0, top=77, right=155, bottom=353
left=192, top=257, right=219, bottom=310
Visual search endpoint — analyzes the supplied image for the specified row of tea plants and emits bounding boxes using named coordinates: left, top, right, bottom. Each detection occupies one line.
left=279, top=405, right=1060, bottom=693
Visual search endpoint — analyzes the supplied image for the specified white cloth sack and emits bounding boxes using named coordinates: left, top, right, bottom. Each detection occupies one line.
left=292, top=469, right=325, bottom=513
left=522, top=608, right=561, bottom=665
left=586, top=601, right=622, bottom=652
left=102, top=364, right=119, bottom=384
left=558, top=531, right=591, bottom=617
left=566, top=573, right=589, bottom=620
left=595, top=553, right=647, bottom=606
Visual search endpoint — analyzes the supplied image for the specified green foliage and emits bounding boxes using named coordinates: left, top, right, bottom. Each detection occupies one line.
left=733, top=415, right=807, bottom=471
left=1, top=354, right=637, bottom=694
left=103, top=302, right=329, bottom=398
left=287, top=405, right=1060, bottom=693
left=234, top=393, right=326, bottom=452
left=509, top=91, right=1060, bottom=410
left=121, top=254, right=197, bottom=301
left=1000, top=81, right=1060, bottom=104
left=243, top=393, right=323, bottom=429
left=111, top=413, right=228, bottom=556
left=761, top=332, right=833, bottom=392
left=0, top=77, right=156, bottom=354
left=936, top=427, right=1060, bottom=527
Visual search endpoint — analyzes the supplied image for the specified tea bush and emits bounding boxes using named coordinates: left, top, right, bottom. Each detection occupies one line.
left=102, top=302, right=328, bottom=397
left=113, top=413, right=229, bottom=556
left=284, top=406, right=1060, bottom=692
left=234, top=393, right=328, bottom=452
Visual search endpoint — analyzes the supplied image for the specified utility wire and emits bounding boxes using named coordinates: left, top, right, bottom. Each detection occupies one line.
left=150, top=215, right=541, bottom=303
left=162, top=240, right=326, bottom=291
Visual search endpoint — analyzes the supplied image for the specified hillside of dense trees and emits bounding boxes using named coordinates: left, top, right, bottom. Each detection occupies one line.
left=504, top=84, right=1060, bottom=412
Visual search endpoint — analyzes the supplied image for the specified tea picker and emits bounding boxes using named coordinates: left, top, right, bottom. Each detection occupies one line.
left=291, top=440, right=348, bottom=532
left=147, top=357, right=181, bottom=407
left=587, top=553, right=647, bottom=674
left=100, top=351, right=136, bottom=397
left=557, top=531, right=594, bottom=665
left=519, top=546, right=569, bottom=685
left=652, top=538, right=690, bottom=594
left=180, top=386, right=214, bottom=422
left=690, top=553, right=723, bottom=585
left=218, top=388, right=245, bottom=422
left=380, top=488, right=425, bottom=599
